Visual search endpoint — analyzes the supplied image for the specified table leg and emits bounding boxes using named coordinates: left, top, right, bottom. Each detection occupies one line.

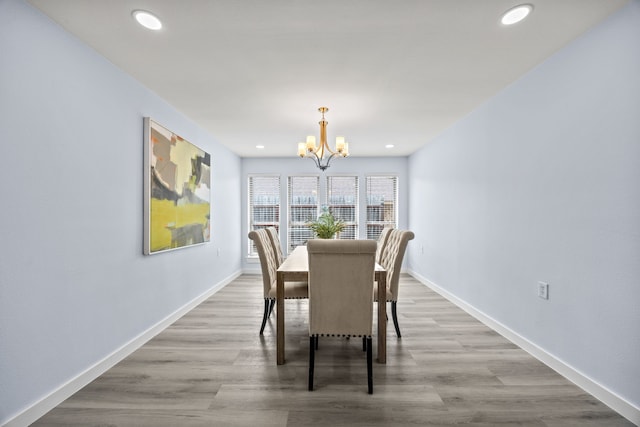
left=377, top=271, right=387, bottom=364
left=276, top=271, right=285, bottom=365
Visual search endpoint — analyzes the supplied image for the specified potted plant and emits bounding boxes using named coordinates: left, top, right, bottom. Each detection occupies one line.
left=307, top=206, right=345, bottom=239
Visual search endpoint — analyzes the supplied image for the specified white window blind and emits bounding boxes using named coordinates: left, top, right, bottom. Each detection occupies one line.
left=248, top=175, right=280, bottom=256
left=366, top=175, right=398, bottom=240
left=326, top=176, right=358, bottom=239
left=288, top=176, right=319, bottom=253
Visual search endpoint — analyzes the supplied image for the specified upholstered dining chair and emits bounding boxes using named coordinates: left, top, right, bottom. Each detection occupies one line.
left=375, top=227, right=393, bottom=264
left=265, top=227, right=284, bottom=266
left=248, top=229, right=308, bottom=335
left=375, top=229, right=415, bottom=338
left=307, top=239, right=377, bottom=394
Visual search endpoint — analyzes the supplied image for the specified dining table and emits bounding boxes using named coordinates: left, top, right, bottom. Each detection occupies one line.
left=275, top=245, right=387, bottom=365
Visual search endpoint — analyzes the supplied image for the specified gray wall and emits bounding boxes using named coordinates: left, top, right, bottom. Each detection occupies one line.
left=241, top=157, right=409, bottom=272
left=0, top=0, right=242, bottom=423
left=408, top=0, right=640, bottom=411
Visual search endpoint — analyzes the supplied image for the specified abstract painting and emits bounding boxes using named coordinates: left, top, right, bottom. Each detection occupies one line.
left=144, top=118, right=211, bottom=254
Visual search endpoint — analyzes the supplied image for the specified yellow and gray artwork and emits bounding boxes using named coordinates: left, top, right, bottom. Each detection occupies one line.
left=146, top=119, right=210, bottom=253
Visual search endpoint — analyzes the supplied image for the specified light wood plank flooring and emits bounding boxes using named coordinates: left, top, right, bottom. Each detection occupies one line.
left=34, top=274, right=633, bottom=426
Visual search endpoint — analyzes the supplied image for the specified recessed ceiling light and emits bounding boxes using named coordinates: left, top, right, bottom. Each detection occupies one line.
left=385, top=144, right=395, bottom=149
left=501, top=4, right=533, bottom=25
left=256, top=145, right=265, bottom=149
left=132, top=10, right=162, bottom=30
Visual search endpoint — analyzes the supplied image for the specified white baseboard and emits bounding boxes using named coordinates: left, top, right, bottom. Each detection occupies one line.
left=3, top=270, right=241, bottom=427
left=407, top=270, right=640, bottom=426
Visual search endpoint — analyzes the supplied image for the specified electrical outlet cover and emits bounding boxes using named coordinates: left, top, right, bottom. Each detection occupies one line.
left=538, top=281, right=549, bottom=299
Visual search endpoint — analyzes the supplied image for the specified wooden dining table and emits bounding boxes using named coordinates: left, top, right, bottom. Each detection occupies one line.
left=276, top=245, right=387, bottom=365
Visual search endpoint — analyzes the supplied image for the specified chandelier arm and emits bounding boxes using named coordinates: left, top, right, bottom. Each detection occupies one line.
left=316, top=144, right=338, bottom=156
left=317, top=117, right=338, bottom=156
left=312, top=152, right=322, bottom=169
left=324, top=152, right=340, bottom=171
left=310, top=152, right=328, bottom=171
left=304, top=150, right=336, bottom=171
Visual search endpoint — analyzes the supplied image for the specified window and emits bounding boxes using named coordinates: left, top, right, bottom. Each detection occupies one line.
left=366, top=175, right=398, bottom=240
left=248, top=175, right=280, bottom=256
left=288, top=176, right=319, bottom=253
left=326, top=176, right=358, bottom=239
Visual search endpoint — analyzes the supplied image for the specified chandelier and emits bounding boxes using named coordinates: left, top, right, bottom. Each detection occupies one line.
left=297, top=107, right=349, bottom=171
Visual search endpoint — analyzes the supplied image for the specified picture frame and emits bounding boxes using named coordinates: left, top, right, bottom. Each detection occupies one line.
left=143, top=117, right=211, bottom=254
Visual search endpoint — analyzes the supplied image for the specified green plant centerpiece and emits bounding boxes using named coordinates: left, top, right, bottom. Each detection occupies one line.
left=307, top=206, right=345, bottom=239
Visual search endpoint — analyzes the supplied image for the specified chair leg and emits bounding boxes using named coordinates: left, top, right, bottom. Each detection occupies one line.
left=267, top=299, right=275, bottom=317
left=362, top=336, right=366, bottom=352
left=391, top=301, right=402, bottom=338
left=309, top=336, right=315, bottom=391
left=366, top=337, right=373, bottom=394
left=259, top=299, right=270, bottom=335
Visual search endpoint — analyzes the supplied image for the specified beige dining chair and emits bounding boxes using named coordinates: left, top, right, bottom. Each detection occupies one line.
left=248, top=229, right=308, bottom=335
left=307, top=239, right=377, bottom=394
left=375, top=227, right=393, bottom=264
left=265, top=227, right=284, bottom=266
left=375, top=229, right=415, bottom=338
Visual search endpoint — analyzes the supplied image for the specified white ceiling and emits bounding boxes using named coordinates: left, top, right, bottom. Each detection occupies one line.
left=28, top=0, right=628, bottom=158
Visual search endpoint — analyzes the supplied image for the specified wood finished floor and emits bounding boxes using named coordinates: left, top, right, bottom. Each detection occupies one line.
left=34, top=274, right=633, bottom=426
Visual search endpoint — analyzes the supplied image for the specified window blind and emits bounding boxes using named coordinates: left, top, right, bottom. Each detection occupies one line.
left=326, top=176, right=358, bottom=239
left=288, top=175, right=319, bottom=253
left=366, top=175, right=398, bottom=240
left=248, top=175, right=280, bottom=256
